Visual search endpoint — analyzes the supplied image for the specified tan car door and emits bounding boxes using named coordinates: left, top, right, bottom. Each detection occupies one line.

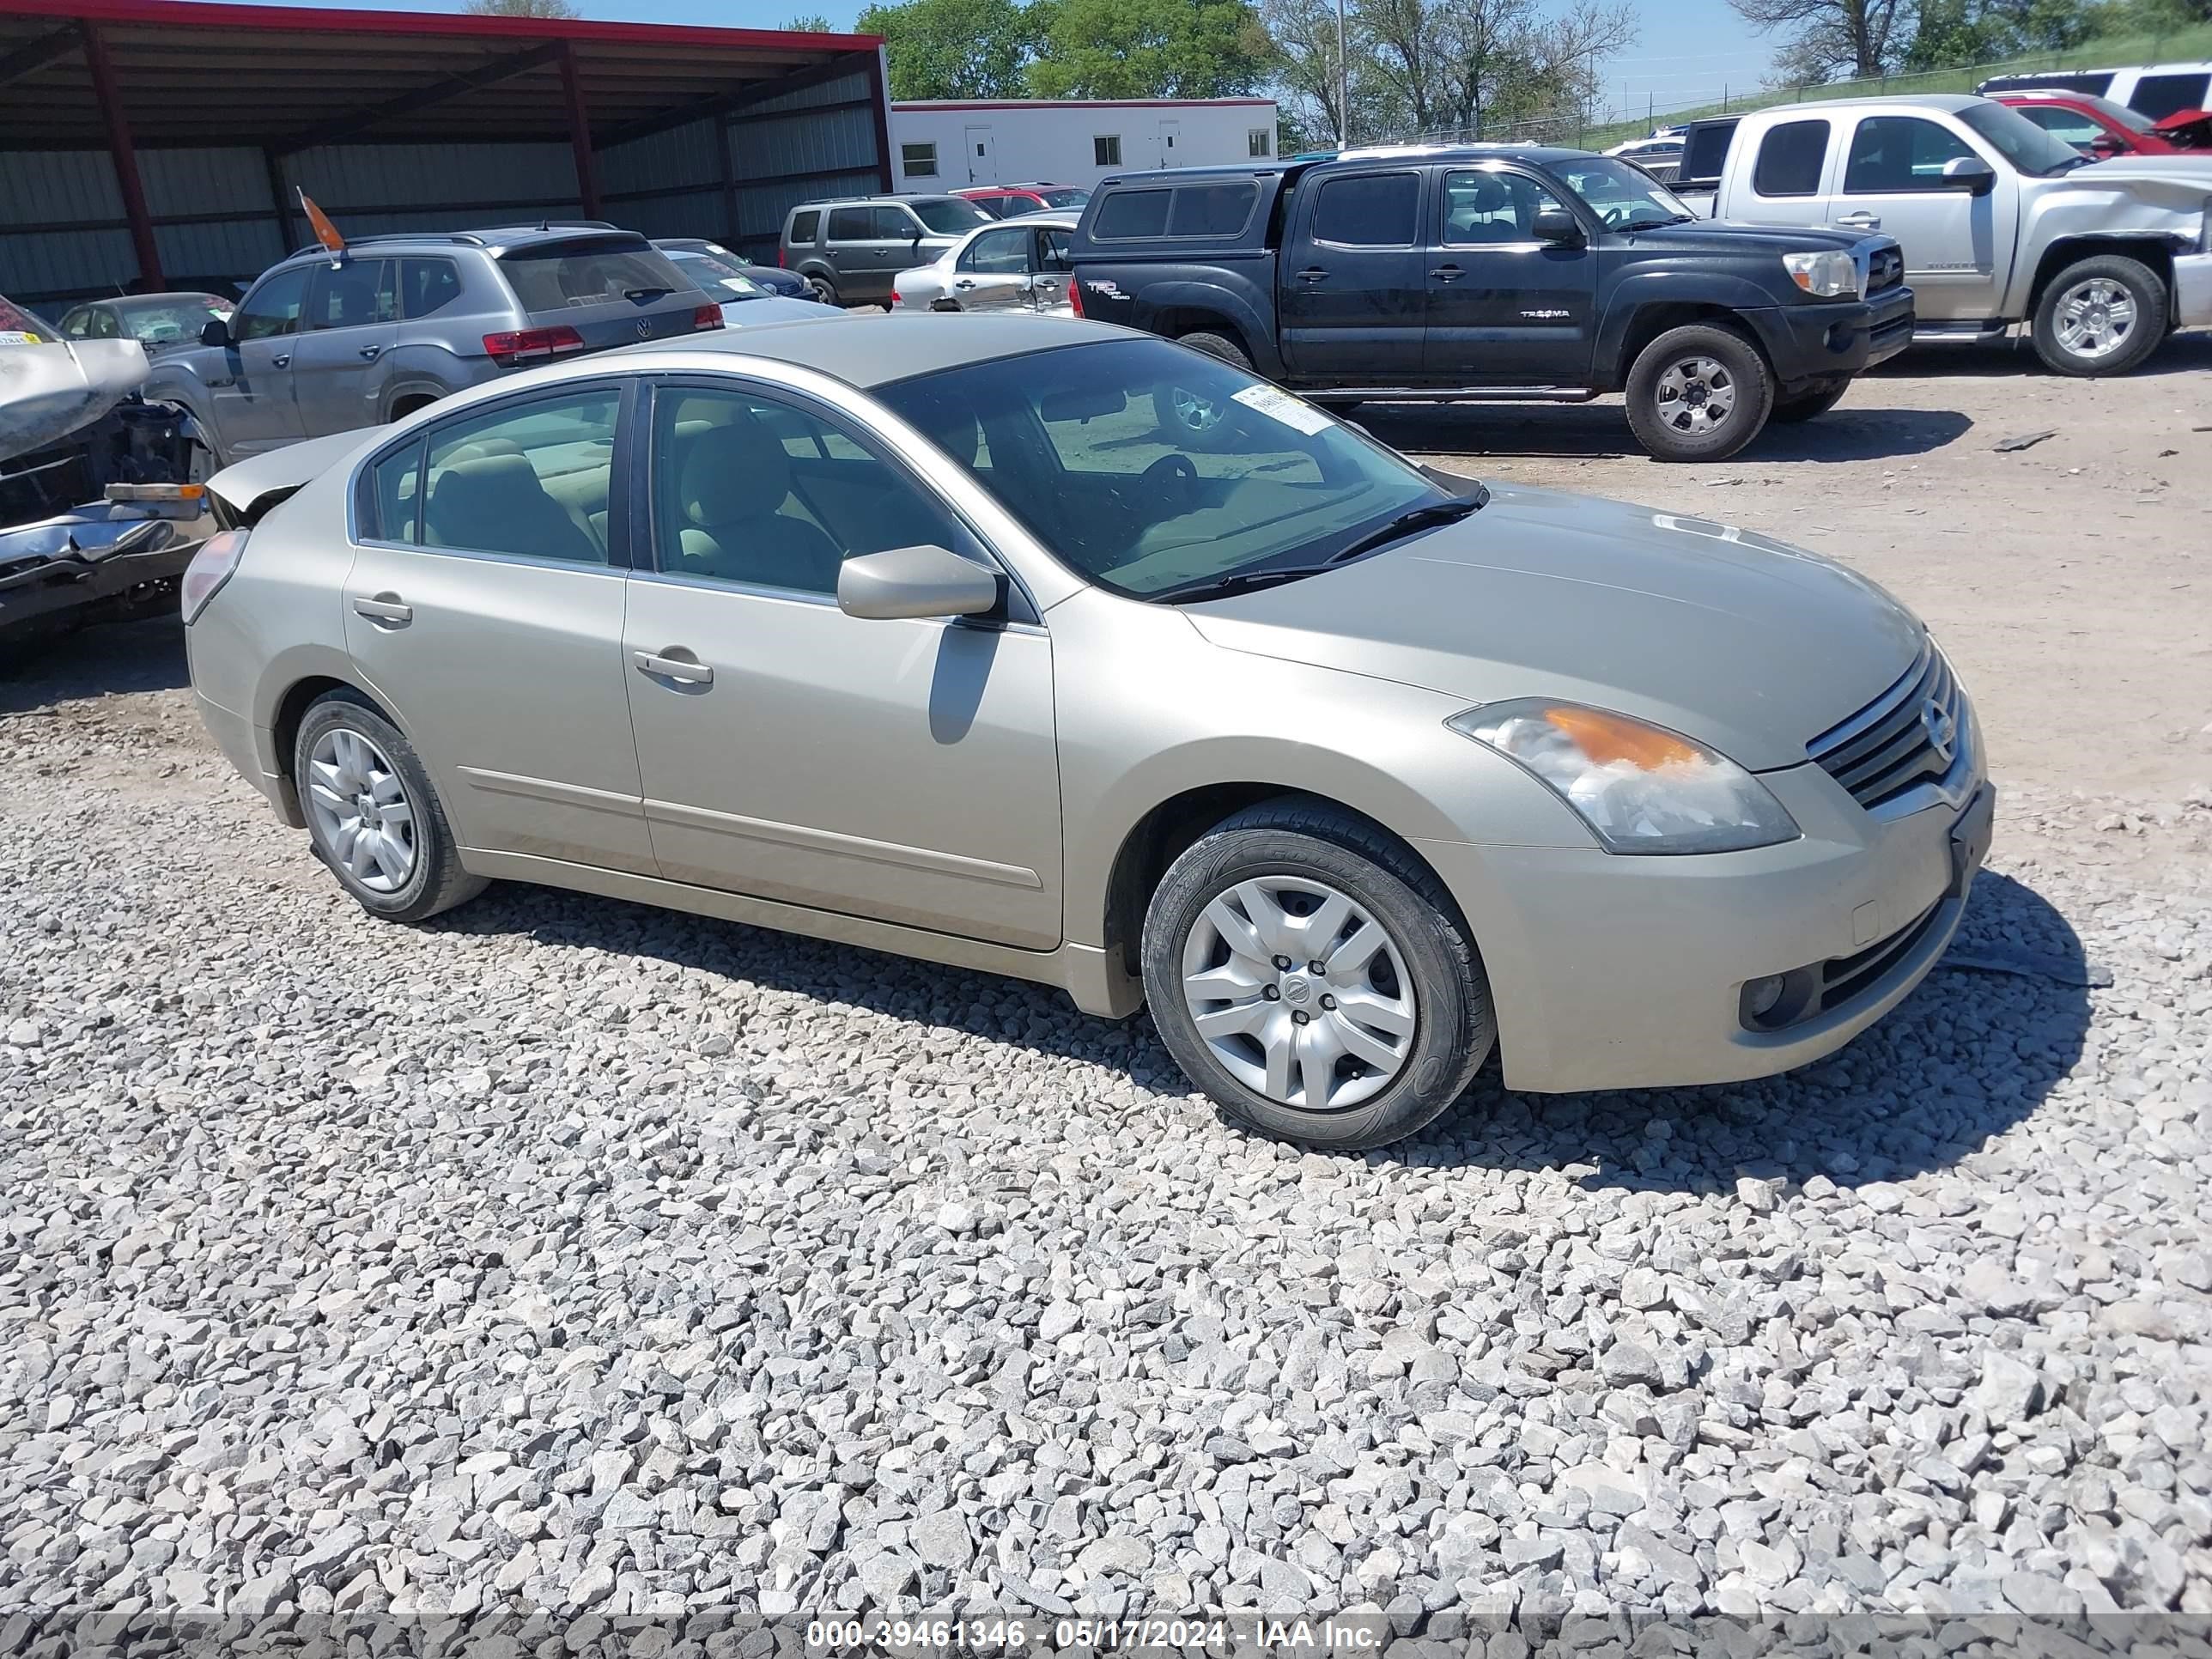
left=1030, top=225, right=1076, bottom=314
left=621, top=378, right=1063, bottom=949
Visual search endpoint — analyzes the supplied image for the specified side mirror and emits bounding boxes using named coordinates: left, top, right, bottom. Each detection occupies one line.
left=201, top=316, right=232, bottom=348
left=1942, top=155, right=1996, bottom=196
left=1531, top=204, right=1584, bottom=245
left=837, top=543, right=1000, bottom=621
left=2087, top=133, right=2124, bottom=158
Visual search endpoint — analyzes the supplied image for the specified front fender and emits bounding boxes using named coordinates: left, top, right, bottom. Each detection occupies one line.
left=1131, top=278, right=1282, bottom=377
left=1595, top=270, right=1793, bottom=382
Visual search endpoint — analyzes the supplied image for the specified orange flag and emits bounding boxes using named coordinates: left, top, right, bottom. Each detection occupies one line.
left=299, top=190, right=346, bottom=254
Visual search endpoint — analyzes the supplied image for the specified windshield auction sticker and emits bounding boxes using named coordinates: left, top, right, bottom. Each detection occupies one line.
left=1231, top=383, right=1334, bottom=436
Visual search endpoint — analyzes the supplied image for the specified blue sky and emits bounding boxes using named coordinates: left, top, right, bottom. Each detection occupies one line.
left=204, top=0, right=1779, bottom=128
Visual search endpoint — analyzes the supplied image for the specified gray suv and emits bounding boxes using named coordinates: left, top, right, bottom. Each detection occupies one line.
left=778, top=195, right=990, bottom=307
left=143, top=225, right=720, bottom=465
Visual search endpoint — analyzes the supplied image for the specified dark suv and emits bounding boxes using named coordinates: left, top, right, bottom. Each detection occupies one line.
left=777, top=195, right=990, bottom=306
left=143, top=225, right=720, bottom=465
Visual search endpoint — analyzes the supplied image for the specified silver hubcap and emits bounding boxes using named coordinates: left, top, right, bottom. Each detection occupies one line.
left=1180, top=877, right=1418, bottom=1112
left=1655, top=356, right=1738, bottom=434
left=306, top=726, right=416, bottom=894
left=1169, top=385, right=1225, bottom=433
left=2055, top=278, right=2136, bottom=360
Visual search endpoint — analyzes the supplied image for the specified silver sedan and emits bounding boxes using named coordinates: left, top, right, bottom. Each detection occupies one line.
left=889, top=211, right=1079, bottom=316
left=183, top=314, right=1990, bottom=1152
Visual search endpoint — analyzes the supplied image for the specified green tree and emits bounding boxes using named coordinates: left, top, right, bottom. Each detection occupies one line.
left=781, top=12, right=836, bottom=28
left=857, top=0, right=1046, bottom=97
left=1028, top=0, right=1272, bottom=97
left=1261, top=0, right=1402, bottom=142
left=463, top=0, right=578, bottom=15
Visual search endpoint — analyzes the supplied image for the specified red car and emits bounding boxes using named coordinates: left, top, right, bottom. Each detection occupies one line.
left=1990, top=88, right=2211, bottom=156
left=951, top=183, right=1092, bottom=219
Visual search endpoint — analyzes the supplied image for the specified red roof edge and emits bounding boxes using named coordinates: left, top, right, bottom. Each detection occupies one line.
left=7, top=0, right=884, bottom=55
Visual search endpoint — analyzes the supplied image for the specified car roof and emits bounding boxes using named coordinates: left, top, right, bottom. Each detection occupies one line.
left=601, top=312, right=1124, bottom=387
left=278, top=224, right=649, bottom=264
left=100, top=291, right=228, bottom=307
left=1757, top=91, right=1984, bottom=113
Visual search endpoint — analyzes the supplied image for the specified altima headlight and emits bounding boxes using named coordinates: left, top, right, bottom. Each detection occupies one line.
left=1783, top=250, right=1859, bottom=299
left=1447, top=700, right=1800, bottom=854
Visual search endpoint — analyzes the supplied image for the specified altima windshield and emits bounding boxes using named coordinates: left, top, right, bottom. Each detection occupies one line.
left=1548, top=156, right=1694, bottom=227
left=1960, top=100, right=2087, bottom=174
left=875, top=338, right=1458, bottom=599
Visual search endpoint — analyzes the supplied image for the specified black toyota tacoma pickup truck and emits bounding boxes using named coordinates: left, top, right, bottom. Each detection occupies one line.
left=1066, top=146, right=1915, bottom=461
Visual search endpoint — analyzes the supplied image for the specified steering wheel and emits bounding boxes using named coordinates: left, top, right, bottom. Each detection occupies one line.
left=1139, top=452, right=1201, bottom=511
left=1599, top=203, right=1633, bottom=229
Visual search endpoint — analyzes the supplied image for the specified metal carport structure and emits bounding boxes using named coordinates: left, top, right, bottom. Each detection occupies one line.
left=0, top=0, right=892, bottom=307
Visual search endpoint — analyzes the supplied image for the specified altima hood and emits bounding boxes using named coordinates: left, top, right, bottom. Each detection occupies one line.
left=1182, top=483, right=1925, bottom=771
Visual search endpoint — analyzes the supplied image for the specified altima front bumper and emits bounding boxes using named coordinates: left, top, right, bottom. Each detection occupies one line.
left=1414, top=764, right=1993, bottom=1094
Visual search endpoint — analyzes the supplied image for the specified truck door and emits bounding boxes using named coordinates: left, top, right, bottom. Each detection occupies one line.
left=1279, top=167, right=1427, bottom=383
left=1424, top=163, right=1598, bottom=385
left=1819, top=112, right=2016, bottom=321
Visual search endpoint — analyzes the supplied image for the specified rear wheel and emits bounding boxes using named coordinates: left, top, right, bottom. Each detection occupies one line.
left=294, top=690, right=485, bottom=924
left=1769, top=380, right=1850, bottom=422
left=1155, top=330, right=1253, bottom=452
left=2032, top=254, right=2166, bottom=376
left=1624, top=323, right=1773, bottom=462
left=1140, top=797, right=1495, bottom=1151
left=806, top=273, right=841, bottom=307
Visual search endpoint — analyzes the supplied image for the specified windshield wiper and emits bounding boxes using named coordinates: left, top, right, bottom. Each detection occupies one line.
left=1322, top=495, right=1485, bottom=566
left=1145, top=495, right=1486, bottom=605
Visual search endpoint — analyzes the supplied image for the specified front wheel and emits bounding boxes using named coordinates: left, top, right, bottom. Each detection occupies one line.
left=294, top=690, right=486, bottom=923
left=1154, top=330, right=1253, bottom=452
left=1623, top=323, right=1774, bottom=462
left=1769, top=380, right=1850, bottom=423
left=2032, top=255, right=2166, bottom=376
left=1140, top=797, right=1495, bottom=1151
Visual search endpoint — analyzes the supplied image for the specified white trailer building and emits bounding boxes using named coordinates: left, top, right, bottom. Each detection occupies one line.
left=890, top=98, right=1280, bottom=192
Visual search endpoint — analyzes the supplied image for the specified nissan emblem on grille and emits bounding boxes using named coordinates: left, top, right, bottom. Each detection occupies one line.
left=1922, top=697, right=1956, bottom=764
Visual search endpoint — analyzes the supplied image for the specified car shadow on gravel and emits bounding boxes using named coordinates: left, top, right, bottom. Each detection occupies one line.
left=0, top=616, right=188, bottom=706
left=1863, top=330, right=2212, bottom=380
left=1355, top=403, right=1974, bottom=464
left=434, top=861, right=2087, bottom=1194
left=1419, top=868, right=2095, bottom=1191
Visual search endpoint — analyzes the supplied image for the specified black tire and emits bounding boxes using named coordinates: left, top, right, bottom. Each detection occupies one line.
left=1154, top=330, right=1254, bottom=453
left=1140, top=795, right=1496, bottom=1151
left=1769, top=380, right=1850, bottom=422
left=293, top=690, right=486, bottom=924
left=806, top=274, right=841, bottom=307
left=1623, top=322, right=1774, bottom=462
left=2031, top=254, right=2166, bottom=377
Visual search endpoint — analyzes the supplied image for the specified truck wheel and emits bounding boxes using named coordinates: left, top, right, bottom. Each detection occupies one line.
left=1155, top=331, right=1253, bottom=452
left=1769, top=380, right=1849, bottom=423
left=2032, top=255, right=2166, bottom=376
left=1624, top=324, right=1773, bottom=462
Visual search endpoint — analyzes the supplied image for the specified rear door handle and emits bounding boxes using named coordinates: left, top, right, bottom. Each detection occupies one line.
left=358, top=345, right=382, bottom=361
left=1429, top=264, right=1464, bottom=281
left=270, top=354, right=290, bottom=368
left=633, top=649, right=713, bottom=686
left=1837, top=211, right=1882, bottom=230
left=1297, top=267, right=1329, bottom=283
left=351, top=593, right=411, bottom=625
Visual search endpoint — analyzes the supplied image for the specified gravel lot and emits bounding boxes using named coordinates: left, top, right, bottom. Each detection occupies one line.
left=3, top=350, right=2210, bottom=1636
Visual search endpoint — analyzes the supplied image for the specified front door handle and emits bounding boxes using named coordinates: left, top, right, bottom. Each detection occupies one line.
left=1837, top=211, right=1882, bottom=230
left=633, top=649, right=713, bottom=687
left=270, top=354, right=290, bottom=368
left=358, top=345, right=382, bottom=361
left=351, top=593, right=411, bottom=626
left=1297, top=266, right=1329, bottom=283
left=1429, top=264, right=1464, bottom=282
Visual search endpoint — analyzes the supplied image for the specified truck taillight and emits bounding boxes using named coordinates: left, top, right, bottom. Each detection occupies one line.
left=180, top=529, right=247, bottom=624
left=693, top=303, right=724, bottom=331
left=1067, top=278, right=1085, bottom=318
left=481, top=325, right=586, bottom=365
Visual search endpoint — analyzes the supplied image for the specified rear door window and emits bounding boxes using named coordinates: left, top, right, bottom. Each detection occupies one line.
left=1310, top=171, right=1419, bottom=246
left=400, top=258, right=463, bottom=319
left=2132, top=71, right=2212, bottom=119
left=1843, top=116, right=1976, bottom=191
left=1752, top=119, right=1830, bottom=197
left=499, top=240, right=689, bottom=313
left=420, top=388, right=621, bottom=565
left=1091, top=189, right=1171, bottom=239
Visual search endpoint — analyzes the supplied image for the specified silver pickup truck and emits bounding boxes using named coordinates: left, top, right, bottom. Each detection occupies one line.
left=1676, top=94, right=2212, bottom=374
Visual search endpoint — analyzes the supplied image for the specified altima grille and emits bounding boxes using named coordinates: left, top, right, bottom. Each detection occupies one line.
left=1866, top=248, right=1904, bottom=295
left=1807, top=641, right=1969, bottom=814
